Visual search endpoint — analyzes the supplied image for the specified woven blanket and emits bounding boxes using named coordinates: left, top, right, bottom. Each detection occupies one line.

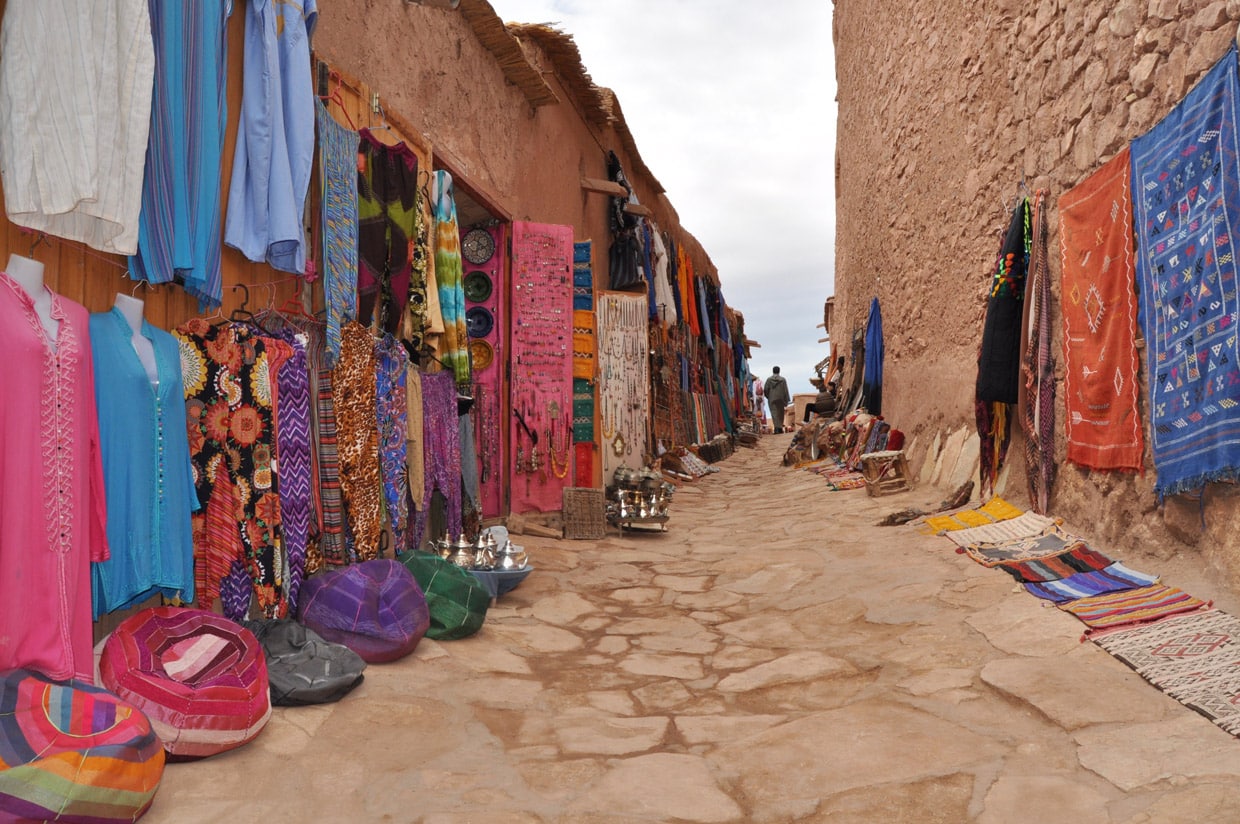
left=572, top=309, right=595, bottom=380
left=1132, top=45, right=1240, bottom=499
left=942, top=511, right=1057, bottom=548
left=956, top=529, right=1089, bottom=568
left=996, top=543, right=1115, bottom=582
left=1095, top=608, right=1240, bottom=734
left=1023, top=561, right=1158, bottom=601
left=572, top=377, right=594, bottom=442
left=1059, top=583, right=1209, bottom=633
left=922, top=497, right=1023, bottom=533
left=1059, top=148, right=1145, bottom=471
left=573, top=240, right=593, bottom=311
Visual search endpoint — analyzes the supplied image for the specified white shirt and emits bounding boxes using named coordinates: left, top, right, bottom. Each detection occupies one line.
left=0, top=0, right=154, bottom=255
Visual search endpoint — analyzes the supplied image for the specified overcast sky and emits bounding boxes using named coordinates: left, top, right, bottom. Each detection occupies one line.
left=488, top=0, right=837, bottom=396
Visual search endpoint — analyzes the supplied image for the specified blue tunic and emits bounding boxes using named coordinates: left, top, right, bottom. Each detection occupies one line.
left=89, top=308, right=199, bottom=618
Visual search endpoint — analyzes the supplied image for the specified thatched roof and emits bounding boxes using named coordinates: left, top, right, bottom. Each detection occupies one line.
left=506, top=23, right=609, bottom=127
left=458, top=0, right=559, bottom=108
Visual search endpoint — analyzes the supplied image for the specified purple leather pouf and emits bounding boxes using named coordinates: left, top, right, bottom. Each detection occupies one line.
left=296, top=559, right=430, bottom=663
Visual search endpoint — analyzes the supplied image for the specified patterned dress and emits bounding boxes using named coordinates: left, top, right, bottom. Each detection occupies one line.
left=332, top=322, right=384, bottom=561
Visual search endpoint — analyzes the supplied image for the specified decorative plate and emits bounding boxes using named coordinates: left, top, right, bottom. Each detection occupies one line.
left=462, top=228, right=495, bottom=265
left=469, top=339, right=494, bottom=370
left=463, top=270, right=493, bottom=303
left=466, top=306, right=494, bottom=339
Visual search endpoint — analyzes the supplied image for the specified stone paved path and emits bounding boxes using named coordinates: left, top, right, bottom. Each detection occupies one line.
left=144, top=434, right=1240, bottom=823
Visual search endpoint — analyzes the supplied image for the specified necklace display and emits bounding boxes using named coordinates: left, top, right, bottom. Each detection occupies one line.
left=597, top=293, right=649, bottom=472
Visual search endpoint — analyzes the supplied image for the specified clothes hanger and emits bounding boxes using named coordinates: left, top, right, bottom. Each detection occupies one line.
left=317, top=69, right=357, bottom=130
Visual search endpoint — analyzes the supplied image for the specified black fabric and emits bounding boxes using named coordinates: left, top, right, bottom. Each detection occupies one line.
left=976, top=200, right=1030, bottom=404
left=242, top=619, right=367, bottom=706
left=607, top=151, right=644, bottom=291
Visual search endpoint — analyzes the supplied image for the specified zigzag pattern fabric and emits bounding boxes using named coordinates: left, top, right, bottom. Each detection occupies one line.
left=272, top=331, right=312, bottom=613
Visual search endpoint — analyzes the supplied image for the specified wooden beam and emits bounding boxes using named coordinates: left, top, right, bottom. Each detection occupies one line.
left=744, top=339, right=761, bottom=348
left=817, top=336, right=830, bottom=343
left=580, top=176, right=628, bottom=197
left=623, top=202, right=652, bottom=217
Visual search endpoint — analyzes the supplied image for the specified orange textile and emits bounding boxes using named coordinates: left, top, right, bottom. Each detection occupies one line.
left=1058, top=147, right=1145, bottom=471
left=678, top=245, right=700, bottom=336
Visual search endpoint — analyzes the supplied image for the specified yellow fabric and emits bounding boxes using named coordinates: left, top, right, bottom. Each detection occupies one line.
left=405, top=367, right=425, bottom=511
left=921, top=496, right=1025, bottom=534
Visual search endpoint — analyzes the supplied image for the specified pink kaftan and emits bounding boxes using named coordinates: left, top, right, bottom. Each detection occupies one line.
left=0, top=272, right=109, bottom=682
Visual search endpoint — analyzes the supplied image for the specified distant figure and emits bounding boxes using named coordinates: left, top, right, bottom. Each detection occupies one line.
left=804, top=379, right=839, bottom=423
left=764, top=367, right=791, bottom=434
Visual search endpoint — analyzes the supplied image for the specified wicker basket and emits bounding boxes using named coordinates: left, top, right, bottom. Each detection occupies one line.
left=562, top=487, right=607, bottom=539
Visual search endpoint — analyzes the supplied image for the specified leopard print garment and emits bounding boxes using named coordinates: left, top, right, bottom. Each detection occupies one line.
left=332, top=322, right=384, bottom=560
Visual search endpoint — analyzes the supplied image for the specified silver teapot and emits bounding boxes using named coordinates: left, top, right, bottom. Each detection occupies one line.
left=494, top=538, right=528, bottom=571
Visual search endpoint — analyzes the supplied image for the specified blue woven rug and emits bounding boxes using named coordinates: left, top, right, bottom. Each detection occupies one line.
left=1132, top=45, right=1240, bottom=499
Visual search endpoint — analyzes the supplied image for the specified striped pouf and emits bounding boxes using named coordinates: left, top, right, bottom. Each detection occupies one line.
left=0, top=668, right=165, bottom=822
left=99, top=607, right=272, bottom=760
left=297, top=559, right=430, bottom=663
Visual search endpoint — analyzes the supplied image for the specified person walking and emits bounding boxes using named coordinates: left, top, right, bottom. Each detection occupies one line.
left=764, top=367, right=791, bottom=434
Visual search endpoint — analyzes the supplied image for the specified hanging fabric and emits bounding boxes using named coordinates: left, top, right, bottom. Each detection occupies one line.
left=861, top=297, right=884, bottom=415
left=357, top=131, right=419, bottom=336
left=606, top=151, right=643, bottom=290
left=332, top=321, right=383, bottom=561
left=432, top=170, right=471, bottom=386
left=1020, top=190, right=1055, bottom=514
left=412, top=371, right=463, bottom=547
left=315, top=100, right=360, bottom=367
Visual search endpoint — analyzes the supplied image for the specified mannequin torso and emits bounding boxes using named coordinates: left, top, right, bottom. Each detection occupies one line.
left=113, top=293, right=158, bottom=384
left=6, top=254, right=56, bottom=344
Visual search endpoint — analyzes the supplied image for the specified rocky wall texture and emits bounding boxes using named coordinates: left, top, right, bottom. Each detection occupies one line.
left=833, top=0, right=1240, bottom=586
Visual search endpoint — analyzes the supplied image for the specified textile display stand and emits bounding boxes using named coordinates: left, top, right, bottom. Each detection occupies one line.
left=598, top=292, right=650, bottom=479
left=508, top=221, right=574, bottom=514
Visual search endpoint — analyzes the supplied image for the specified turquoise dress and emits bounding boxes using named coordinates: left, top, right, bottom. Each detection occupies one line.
left=89, top=308, right=199, bottom=618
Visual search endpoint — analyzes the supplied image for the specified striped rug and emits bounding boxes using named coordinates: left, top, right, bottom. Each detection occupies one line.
left=1059, top=584, right=1210, bottom=635
left=1022, top=562, right=1159, bottom=601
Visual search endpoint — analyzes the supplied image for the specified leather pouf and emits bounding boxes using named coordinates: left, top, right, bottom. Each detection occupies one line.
left=241, top=619, right=367, bottom=706
left=0, top=668, right=165, bottom=822
left=400, top=552, right=490, bottom=640
left=99, top=607, right=272, bottom=760
left=296, top=559, right=430, bottom=663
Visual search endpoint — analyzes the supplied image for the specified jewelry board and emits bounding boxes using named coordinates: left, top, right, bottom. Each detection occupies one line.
left=597, top=292, right=651, bottom=478
left=465, top=223, right=506, bottom=519
left=509, top=221, right=575, bottom=514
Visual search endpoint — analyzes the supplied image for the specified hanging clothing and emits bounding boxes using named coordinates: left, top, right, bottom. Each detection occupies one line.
left=357, top=131, right=419, bottom=336
left=224, top=0, right=317, bottom=274
left=315, top=100, right=359, bottom=367
left=176, top=319, right=286, bottom=620
left=0, top=274, right=109, bottom=683
left=0, top=0, right=154, bottom=255
left=405, top=367, right=426, bottom=520
left=269, top=330, right=312, bottom=612
left=130, top=0, right=232, bottom=308
left=862, top=297, right=884, bottom=415
left=332, top=322, right=384, bottom=561
left=412, top=371, right=463, bottom=548
left=89, top=307, right=198, bottom=619
left=651, top=230, right=676, bottom=327
left=606, top=151, right=642, bottom=290
left=375, top=334, right=411, bottom=553
left=432, top=170, right=471, bottom=386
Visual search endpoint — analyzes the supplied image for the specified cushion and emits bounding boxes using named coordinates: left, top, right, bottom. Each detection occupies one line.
left=400, top=552, right=490, bottom=640
left=99, top=607, right=272, bottom=760
left=241, top=619, right=367, bottom=706
left=296, top=559, right=430, bottom=663
left=0, top=668, right=165, bottom=823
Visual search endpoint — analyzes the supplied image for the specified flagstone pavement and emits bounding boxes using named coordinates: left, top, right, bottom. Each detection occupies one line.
left=143, top=435, right=1240, bottom=823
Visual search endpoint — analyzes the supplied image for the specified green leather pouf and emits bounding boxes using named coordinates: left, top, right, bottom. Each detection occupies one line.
left=400, top=552, right=490, bottom=640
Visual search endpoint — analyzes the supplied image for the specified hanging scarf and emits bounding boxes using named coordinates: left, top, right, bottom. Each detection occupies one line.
left=432, top=170, right=471, bottom=387
left=1021, top=191, right=1054, bottom=513
left=861, top=297, right=884, bottom=415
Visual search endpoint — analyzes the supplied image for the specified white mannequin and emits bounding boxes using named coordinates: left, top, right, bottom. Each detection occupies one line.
left=5, top=253, right=56, bottom=344
left=113, top=293, right=158, bottom=384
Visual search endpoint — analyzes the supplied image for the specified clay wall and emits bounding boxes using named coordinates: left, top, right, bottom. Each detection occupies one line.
left=833, top=0, right=1240, bottom=584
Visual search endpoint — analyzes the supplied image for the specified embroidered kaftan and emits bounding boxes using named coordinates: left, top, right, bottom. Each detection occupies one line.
left=0, top=273, right=109, bottom=682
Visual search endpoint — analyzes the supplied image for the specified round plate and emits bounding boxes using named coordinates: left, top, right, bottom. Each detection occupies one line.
left=466, top=306, right=494, bottom=339
left=463, top=270, right=493, bottom=303
left=462, top=228, right=495, bottom=265
left=469, top=339, right=494, bottom=370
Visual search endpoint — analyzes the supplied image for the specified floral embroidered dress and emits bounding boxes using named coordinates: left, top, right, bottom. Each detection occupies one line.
left=0, top=273, right=109, bottom=682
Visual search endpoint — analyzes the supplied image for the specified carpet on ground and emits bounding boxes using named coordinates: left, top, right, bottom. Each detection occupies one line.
left=1059, top=583, right=1210, bottom=635
left=1022, top=561, right=1159, bottom=601
left=995, top=543, right=1117, bottom=583
left=955, top=527, right=1090, bottom=568
left=921, top=496, right=1023, bottom=533
left=940, top=511, right=1056, bottom=547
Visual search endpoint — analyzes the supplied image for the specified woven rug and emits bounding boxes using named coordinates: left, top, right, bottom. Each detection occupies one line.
left=1132, top=45, right=1240, bottom=499
left=1095, top=609, right=1240, bottom=735
left=956, top=527, right=1089, bottom=568
left=1022, top=561, right=1158, bottom=601
left=921, top=497, right=1023, bottom=533
left=942, top=511, right=1058, bottom=548
left=573, top=240, right=593, bottom=311
left=995, top=543, right=1116, bottom=583
left=1059, top=147, right=1144, bottom=471
left=1059, top=584, right=1209, bottom=634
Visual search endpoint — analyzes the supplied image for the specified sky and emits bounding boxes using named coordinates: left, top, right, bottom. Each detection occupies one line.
left=487, top=0, right=837, bottom=397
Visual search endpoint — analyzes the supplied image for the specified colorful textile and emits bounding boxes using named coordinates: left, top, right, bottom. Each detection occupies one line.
left=573, top=377, right=595, bottom=442
left=411, top=371, right=463, bottom=548
left=225, top=0, right=317, bottom=274
left=0, top=0, right=154, bottom=255
left=0, top=277, right=108, bottom=683
left=994, top=543, right=1115, bottom=583
left=1133, top=45, right=1240, bottom=499
left=333, top=322, right=383, bottom=561
left=357, top=130, right=419, bottom=335
left=99, top=606, right=272, bottom=759
left=296, top=559, right=429, bottom=663
left=860, top=297, right=883, bottom=414
left=270, top=330, right=312, bottom=613
left=90, top=307, right=199, bottom=619
left=177, top=319, right=286, bottom=619
left=1059, top=147, right=1144, bottom=471
left=573, top=240, right=594, bottom=311
left=922, top=497, right=1024, bottom=533
left=1021, top=190, right=1055, bottom=513
left=1095, top=609, right=1240, bottom=734
left=1023, top=562, right=1160, bottom=602
left=574, top=441, right=593, bottom=487
left=956, top=529, right=1089, bottom=568
left=375, top=335, right=411, bottom=551
left=316, top=100, right=359, bottom=367
left=0, top=668, right=164, bottom=822
left=400, top=552, right=490, bottom=640
left=314, top=349, right=347, bottom=566
left=432, top=170, right=471, bottom=386
left=941, top=511, right=1058, bottom=548
left=130, top=0, right=231, bottom=307
left=1060, top=584, right=1210, bottom=634
left=573, top=309, right=595, bottom=380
